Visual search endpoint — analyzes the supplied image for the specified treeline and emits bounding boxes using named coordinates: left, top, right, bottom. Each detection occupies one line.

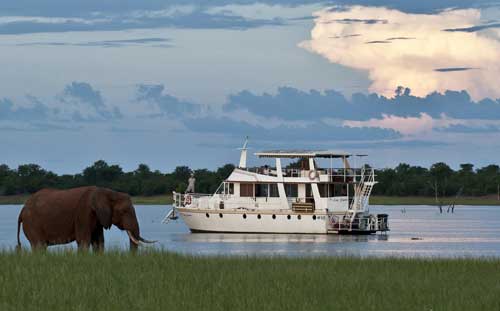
left=0, top=160, right=234, bottom=196
left=0, top=160, right=499, bottom=197
left=372, top=163, right=500, bottom=197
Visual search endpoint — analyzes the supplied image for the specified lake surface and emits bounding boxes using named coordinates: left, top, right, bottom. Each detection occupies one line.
left=1, top=204, right=500, bottom=258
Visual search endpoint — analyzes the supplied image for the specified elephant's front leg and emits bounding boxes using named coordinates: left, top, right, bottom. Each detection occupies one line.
left=75, top=227, right=92, bottom=251
left=91, top=225, right=104, bottom=252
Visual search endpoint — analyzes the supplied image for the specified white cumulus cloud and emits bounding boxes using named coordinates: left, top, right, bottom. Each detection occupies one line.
left=299, top=6, right=500, bottom=100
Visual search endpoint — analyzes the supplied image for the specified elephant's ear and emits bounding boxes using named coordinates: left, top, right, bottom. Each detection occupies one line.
left=91, top=188, right=113, bottom=229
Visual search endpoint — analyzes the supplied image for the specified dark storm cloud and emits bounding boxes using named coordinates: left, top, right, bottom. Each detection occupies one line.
left=386, top=37, right=415, bottom=40
left=135, top=84, right=201, bottom=117
left=184, top=117, right=401, bottom=141
left=18, top=38, right=172, bottom=48
left=0, top=10, right=284, bottom=35
left=61, top=82, right=122, bottom=121
left=434, top=67, right=478, bottom=72
left=365, top=40, right=391, bottom=44
left=323, top=18, right=388, bottom=24
left=0, top=98, right=51, bottom=121
left=224, top=87, right=500, bottom=121
left=436, top=124, right=500, bottom=133
left=443, top=23, right=500, bottom=32
left=3, top=1, right=496, bottom=17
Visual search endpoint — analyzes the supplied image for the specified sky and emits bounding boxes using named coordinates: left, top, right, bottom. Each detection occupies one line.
left=1, top=0, right=500, bottom=173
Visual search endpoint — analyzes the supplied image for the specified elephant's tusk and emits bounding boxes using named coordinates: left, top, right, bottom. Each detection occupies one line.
left=127, top=230, right=141, bottom=245
left=138, top=236, right=157, bottom=244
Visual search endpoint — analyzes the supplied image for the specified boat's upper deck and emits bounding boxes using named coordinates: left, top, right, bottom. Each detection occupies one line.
left=255, top=150, right=355, bottom=159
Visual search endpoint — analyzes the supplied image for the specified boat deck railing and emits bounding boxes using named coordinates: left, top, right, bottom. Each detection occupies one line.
left=245, top=167, right=376, bottom=182
left=328, top=214, right=389, bottom=232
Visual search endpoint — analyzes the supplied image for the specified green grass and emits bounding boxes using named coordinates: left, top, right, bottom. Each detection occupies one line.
left=0, top=194, right=29, bottom=205
left=131, top=194, right=173, bottom=205
left=370, top=195, right=500, bottom=206
left=1, top=194, right=498, bottom=206
left=0, top=251, right=499, bottom=311
left=0, top=194, right=173, bottom=205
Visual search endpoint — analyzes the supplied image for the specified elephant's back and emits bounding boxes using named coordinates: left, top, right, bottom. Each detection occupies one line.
left=26, top=186, right=95, bottom=214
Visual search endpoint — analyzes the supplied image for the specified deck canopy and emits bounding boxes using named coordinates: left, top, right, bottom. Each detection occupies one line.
left=254, top=150, right=352, bottom=159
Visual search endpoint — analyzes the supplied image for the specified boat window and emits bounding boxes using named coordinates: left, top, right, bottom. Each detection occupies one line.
left=226, top=183, right=234, bottom=195
left=305, top=184, right=313, bottom=203
left=240, top=183, right=254, bottom=197
left=319, top=183, right=341, bottom=197
left=318, top=184, right=328, bottom=197
left=334, top=184, right=347, bottom=196
left=284, top=184, right=298, bottom=197
left=255, top=184, right=269, bottom=197
left=269, top=184, right=279, bottom=197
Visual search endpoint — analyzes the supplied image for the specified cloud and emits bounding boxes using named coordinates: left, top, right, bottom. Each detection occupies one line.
left=0, top=98, right=51, bottom=121
left=300, top=6, right=500, bottom=100
left=434, top=67, right=478, bottom=72
left=343, top=111, right=500, bottom=136
left=223, top=87, right=500, bottom=121
left=385, top=37, right=415, bottom=40
left=436, top=124, right=500, bottom=133
left=343, top=113, right=461, bottom=135
left=0, top=9, right=284, bottom=34
left=17, top=38, right=172, bottom=48
left=224, top=87, right=350, bottom=120
left=60, top=82, right=122, bottom=121
left=0, top=122, right=82, bottom=132
left=443, top=22, right=500, bottom=32
left=325, top=18, right=388, bottom=24
left=365, top=40, right=391, bottom=44
left=135, top=84, right=201, bottom=117
left=184, top=116, right=401, bottom=141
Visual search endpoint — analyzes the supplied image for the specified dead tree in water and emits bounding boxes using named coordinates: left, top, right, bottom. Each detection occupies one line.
left=428, top=180, right=443, bottom=213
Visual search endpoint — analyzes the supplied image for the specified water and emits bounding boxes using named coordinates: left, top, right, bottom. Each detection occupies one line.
left=1, top=204, right=500, bottom=258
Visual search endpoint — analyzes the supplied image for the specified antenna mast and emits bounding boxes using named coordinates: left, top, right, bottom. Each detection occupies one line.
left=238, top=136, right=249, bottom=168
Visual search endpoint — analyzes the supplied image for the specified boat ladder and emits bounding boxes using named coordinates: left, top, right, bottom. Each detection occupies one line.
left=161, top=208, right=178, bottom=224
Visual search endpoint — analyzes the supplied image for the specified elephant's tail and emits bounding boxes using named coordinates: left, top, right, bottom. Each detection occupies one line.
left=16, top=212, right=23, bottom=251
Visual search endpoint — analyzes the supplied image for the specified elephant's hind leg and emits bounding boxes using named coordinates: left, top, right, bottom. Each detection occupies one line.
left=91, top=225, right=105, bottom=252
left=30, top=240, right=48, bottom=251
left=22, top=222, right=48, bottom=251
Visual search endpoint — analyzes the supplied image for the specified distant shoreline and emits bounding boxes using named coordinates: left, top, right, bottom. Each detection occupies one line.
left=1, top=194, right=499, bottom=206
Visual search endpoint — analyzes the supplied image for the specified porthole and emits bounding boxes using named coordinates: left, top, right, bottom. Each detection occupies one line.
left=206, top=213, right=210, bottom=218
left=257, top=214, right=261, bottom=219
left=312, top=215, right=317, bottom=220
left=287, top=215, right=291, bottom=220
left=243, top=214, right=247, bottom=219
left=219, top=213, right=223, bottom=218
left=272, top=214, right=276, bottom=219
left=297, top=215, right=301, bottom=220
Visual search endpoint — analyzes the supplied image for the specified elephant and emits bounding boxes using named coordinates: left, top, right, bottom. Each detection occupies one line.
left=16, top=186, right=156, bottom=251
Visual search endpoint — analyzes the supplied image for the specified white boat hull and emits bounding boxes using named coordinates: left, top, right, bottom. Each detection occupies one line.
left=178, top=208, right=329, bottom=234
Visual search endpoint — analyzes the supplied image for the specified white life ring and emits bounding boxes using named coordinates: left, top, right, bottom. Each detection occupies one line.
left=184, top=195, right=192, bottom=205
left=308, top=170, right=317, bottom=180
left=329, top=215, right=338, bottom=226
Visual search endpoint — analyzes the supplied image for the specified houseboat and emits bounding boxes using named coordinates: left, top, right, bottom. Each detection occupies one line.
left=166, top=140, right=388, bottom=234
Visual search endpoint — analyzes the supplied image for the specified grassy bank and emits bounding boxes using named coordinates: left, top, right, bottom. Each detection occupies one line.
left=0, top=194, right=173, bottom=206
left=0, top=194, right=498, bottom=206
left=131, top=194, right=173, bottom=205
left=370, top=195, right=500, bottom=206
left=0, top=251, right=498, bottom=311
